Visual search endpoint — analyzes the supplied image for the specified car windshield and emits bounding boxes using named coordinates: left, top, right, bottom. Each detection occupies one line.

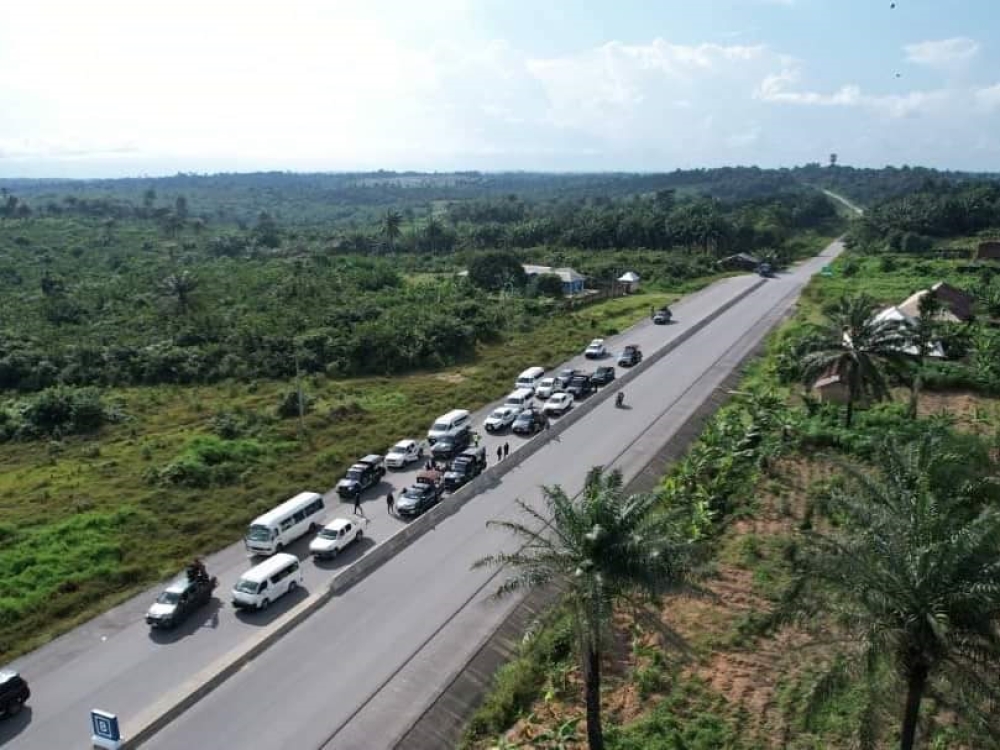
left=235, top=579, right=260, bottom=594
left=347, top=468, right=364, bottom=481
left=388, top=447, right=405, bottom=456
left=431, top=421, right=449, bottom=432
left=403, top=486, right=427, bottom=499
left=489, top=409, right=506, bottom=419
left=318, top=527, right=341, bottom=539
left=246, top=524, right=270, bottom=542
left=156, top=591, right=180, bottom=605
left=540, top=378, right=554, bottom=386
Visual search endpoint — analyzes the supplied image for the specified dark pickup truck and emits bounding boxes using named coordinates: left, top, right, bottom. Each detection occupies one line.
left=444, top=447, right=487, bottom=491
left=0, top=669, right=30, bottom=718
left=566, top=373, right=595, bottom=399
left=336, top=454, right=386, bottom=499
left=618, top=344, right=643, bottom=367
left=145, top=572, right=217, bottom=630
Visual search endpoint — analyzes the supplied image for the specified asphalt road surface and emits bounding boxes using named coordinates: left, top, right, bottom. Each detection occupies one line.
left=2, top=264, right=778, bottom=750
left=141, top=240, right=842, bottom=750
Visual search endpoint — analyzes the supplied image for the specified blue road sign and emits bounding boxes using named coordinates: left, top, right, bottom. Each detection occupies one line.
left=91, top=709, right=121, bottom=742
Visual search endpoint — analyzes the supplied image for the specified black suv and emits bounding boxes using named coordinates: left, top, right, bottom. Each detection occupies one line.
left=336, top=454, right=385, bottom=499
left=512, top=409, right=547, bottom=435
left=553, top=368, right=578, bottom=391
left=0, top=669, right=30, bottom=718
left=145, top=572, right=217, bottom=630
left=430, top=428, right=472, bottom=461
left=566, top=373, right=595, bottom=399
left=618, top=344, right=643, bottom=367
left=396, top=480, right=444, bottom=518
left=590, top=366, right=616, bottom=386
left=653, top=307, right=672, bottom=324
left=444, top=447, right=487, bottom=491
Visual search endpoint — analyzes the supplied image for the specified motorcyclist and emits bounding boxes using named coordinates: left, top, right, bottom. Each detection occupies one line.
left=188, top=558, right=208, bottom=583
left=616, top=391, right=625, bottom=408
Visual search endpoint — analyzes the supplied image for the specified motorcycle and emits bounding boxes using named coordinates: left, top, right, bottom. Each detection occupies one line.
left=615, top=392, right=625, bottom=408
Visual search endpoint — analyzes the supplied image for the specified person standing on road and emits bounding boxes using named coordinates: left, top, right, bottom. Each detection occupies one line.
left=497, top=445, right=503, bottom=463
left=386, top=491, right=394, bottom=516
left=353, top=493, right=364, bottom=517
left=503, top=441, right=509, bottom=459
left=473, top=431, right=481, bottom=447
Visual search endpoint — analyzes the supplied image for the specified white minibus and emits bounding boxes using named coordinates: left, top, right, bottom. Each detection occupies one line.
left=244, top=491, right=325, bottom=556
left=515, top=366, right=545, bottom=394
left=231, top=553, right=303, bottom=611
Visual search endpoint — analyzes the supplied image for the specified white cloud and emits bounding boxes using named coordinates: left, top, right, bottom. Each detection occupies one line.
left=0, top=1, right=998, bottom=174
left=904, top=37, right=980, bottom=69
left=975, top=83, right=1000, bottom=111
left=755, top=67, right=952, bottom=118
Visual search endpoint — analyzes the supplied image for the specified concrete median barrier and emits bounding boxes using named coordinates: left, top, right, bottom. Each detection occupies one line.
left=119, top=274, right=766, bottom=748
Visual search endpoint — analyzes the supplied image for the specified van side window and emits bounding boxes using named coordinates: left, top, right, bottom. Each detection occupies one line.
left=293, top=510, right=306, bottom=524
left=280, top=517, right=295, bottom=532
left=306, top=499, right=323, bottom=515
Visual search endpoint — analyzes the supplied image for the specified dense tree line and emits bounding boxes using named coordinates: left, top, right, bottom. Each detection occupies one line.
left=849, top=180, right=1000, bottom=250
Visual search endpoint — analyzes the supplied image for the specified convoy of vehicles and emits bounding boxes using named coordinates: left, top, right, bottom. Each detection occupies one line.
left=24, top=318, right=668, bottom=701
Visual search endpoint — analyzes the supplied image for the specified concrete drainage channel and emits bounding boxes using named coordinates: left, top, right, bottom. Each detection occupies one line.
left=122, top=276, right=767, bottom=748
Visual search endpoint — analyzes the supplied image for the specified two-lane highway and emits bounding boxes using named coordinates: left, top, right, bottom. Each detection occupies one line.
left=144, top=240, right=842, bottom=750
left=3, top=272, right=765, bottom=750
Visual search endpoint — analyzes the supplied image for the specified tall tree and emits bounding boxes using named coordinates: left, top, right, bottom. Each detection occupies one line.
left=161, top=270, right=198, bottom=314
left=382, top=209, right=402, bottom=251
left=902, top=292, right=944, bottom=418
left=800, top=294, right=908, bottom=426
left=800, top=432, right=1000, bottom=750
left=474, top=467, right=692, bottom=750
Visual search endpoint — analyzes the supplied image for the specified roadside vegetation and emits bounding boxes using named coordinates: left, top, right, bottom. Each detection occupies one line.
left=463, top=178, right=1000, bottom=749
left=0, top=170, right=848, bottom=661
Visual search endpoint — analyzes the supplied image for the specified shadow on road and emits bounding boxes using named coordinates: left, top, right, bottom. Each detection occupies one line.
left=0, top=706, right=32, bottom=744
left=147, top=598, right=224, bottom=645
left=233, top=585, right=310, bottom=626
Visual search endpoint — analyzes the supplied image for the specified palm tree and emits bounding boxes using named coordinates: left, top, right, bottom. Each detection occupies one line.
left=802, top=432, right=1000, bottom=750
left=799, top=294, right=908, bottom=427
left=474, top=467, right=692, bottom=750
left=902, top=292, right=944, bottom=418
left=382, top=209, right=402, bottom=252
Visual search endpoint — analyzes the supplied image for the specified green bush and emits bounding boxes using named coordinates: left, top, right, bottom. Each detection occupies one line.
left=15, top=386, right=111, bottom=439
left=275, top=390, right=314, bottom=419
left=155, top=435, right=266, bottom=488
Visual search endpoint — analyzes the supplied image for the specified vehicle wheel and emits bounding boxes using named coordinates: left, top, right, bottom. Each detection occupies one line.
left=288, top=581, right=297, bottom=593
left=357, top=529, right=363, bottom=540
left=275, top=542, right=284, bottom=552
left=7, top=697, right=24, bottom=716
left=259, top=598, right=270, bottom=611
left=331, top=547, right=339, bottom=558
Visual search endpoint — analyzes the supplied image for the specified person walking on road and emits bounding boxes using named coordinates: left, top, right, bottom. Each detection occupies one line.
left=353, top=493, right=364, bottom=517
left=473, top=431, right=481, bottom=447
left=386, top=491, right=395, bottom=516
left=497, top=445, right=503, bottom=463
left=503, top=441, right=510, bottom=459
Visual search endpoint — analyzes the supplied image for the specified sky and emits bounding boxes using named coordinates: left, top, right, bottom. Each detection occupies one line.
left=2, top=0, right=1000, bottom=177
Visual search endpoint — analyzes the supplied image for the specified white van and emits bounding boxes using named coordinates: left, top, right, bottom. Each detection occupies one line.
left=244, top=491, right=325, bottom=557
left=231, top=553, right=302, bottom=611
left=515, top=366, right=545, bottom=394
left=427, top=409, right=471, bottom=444
left=504, top=388, right=535, bottom=410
